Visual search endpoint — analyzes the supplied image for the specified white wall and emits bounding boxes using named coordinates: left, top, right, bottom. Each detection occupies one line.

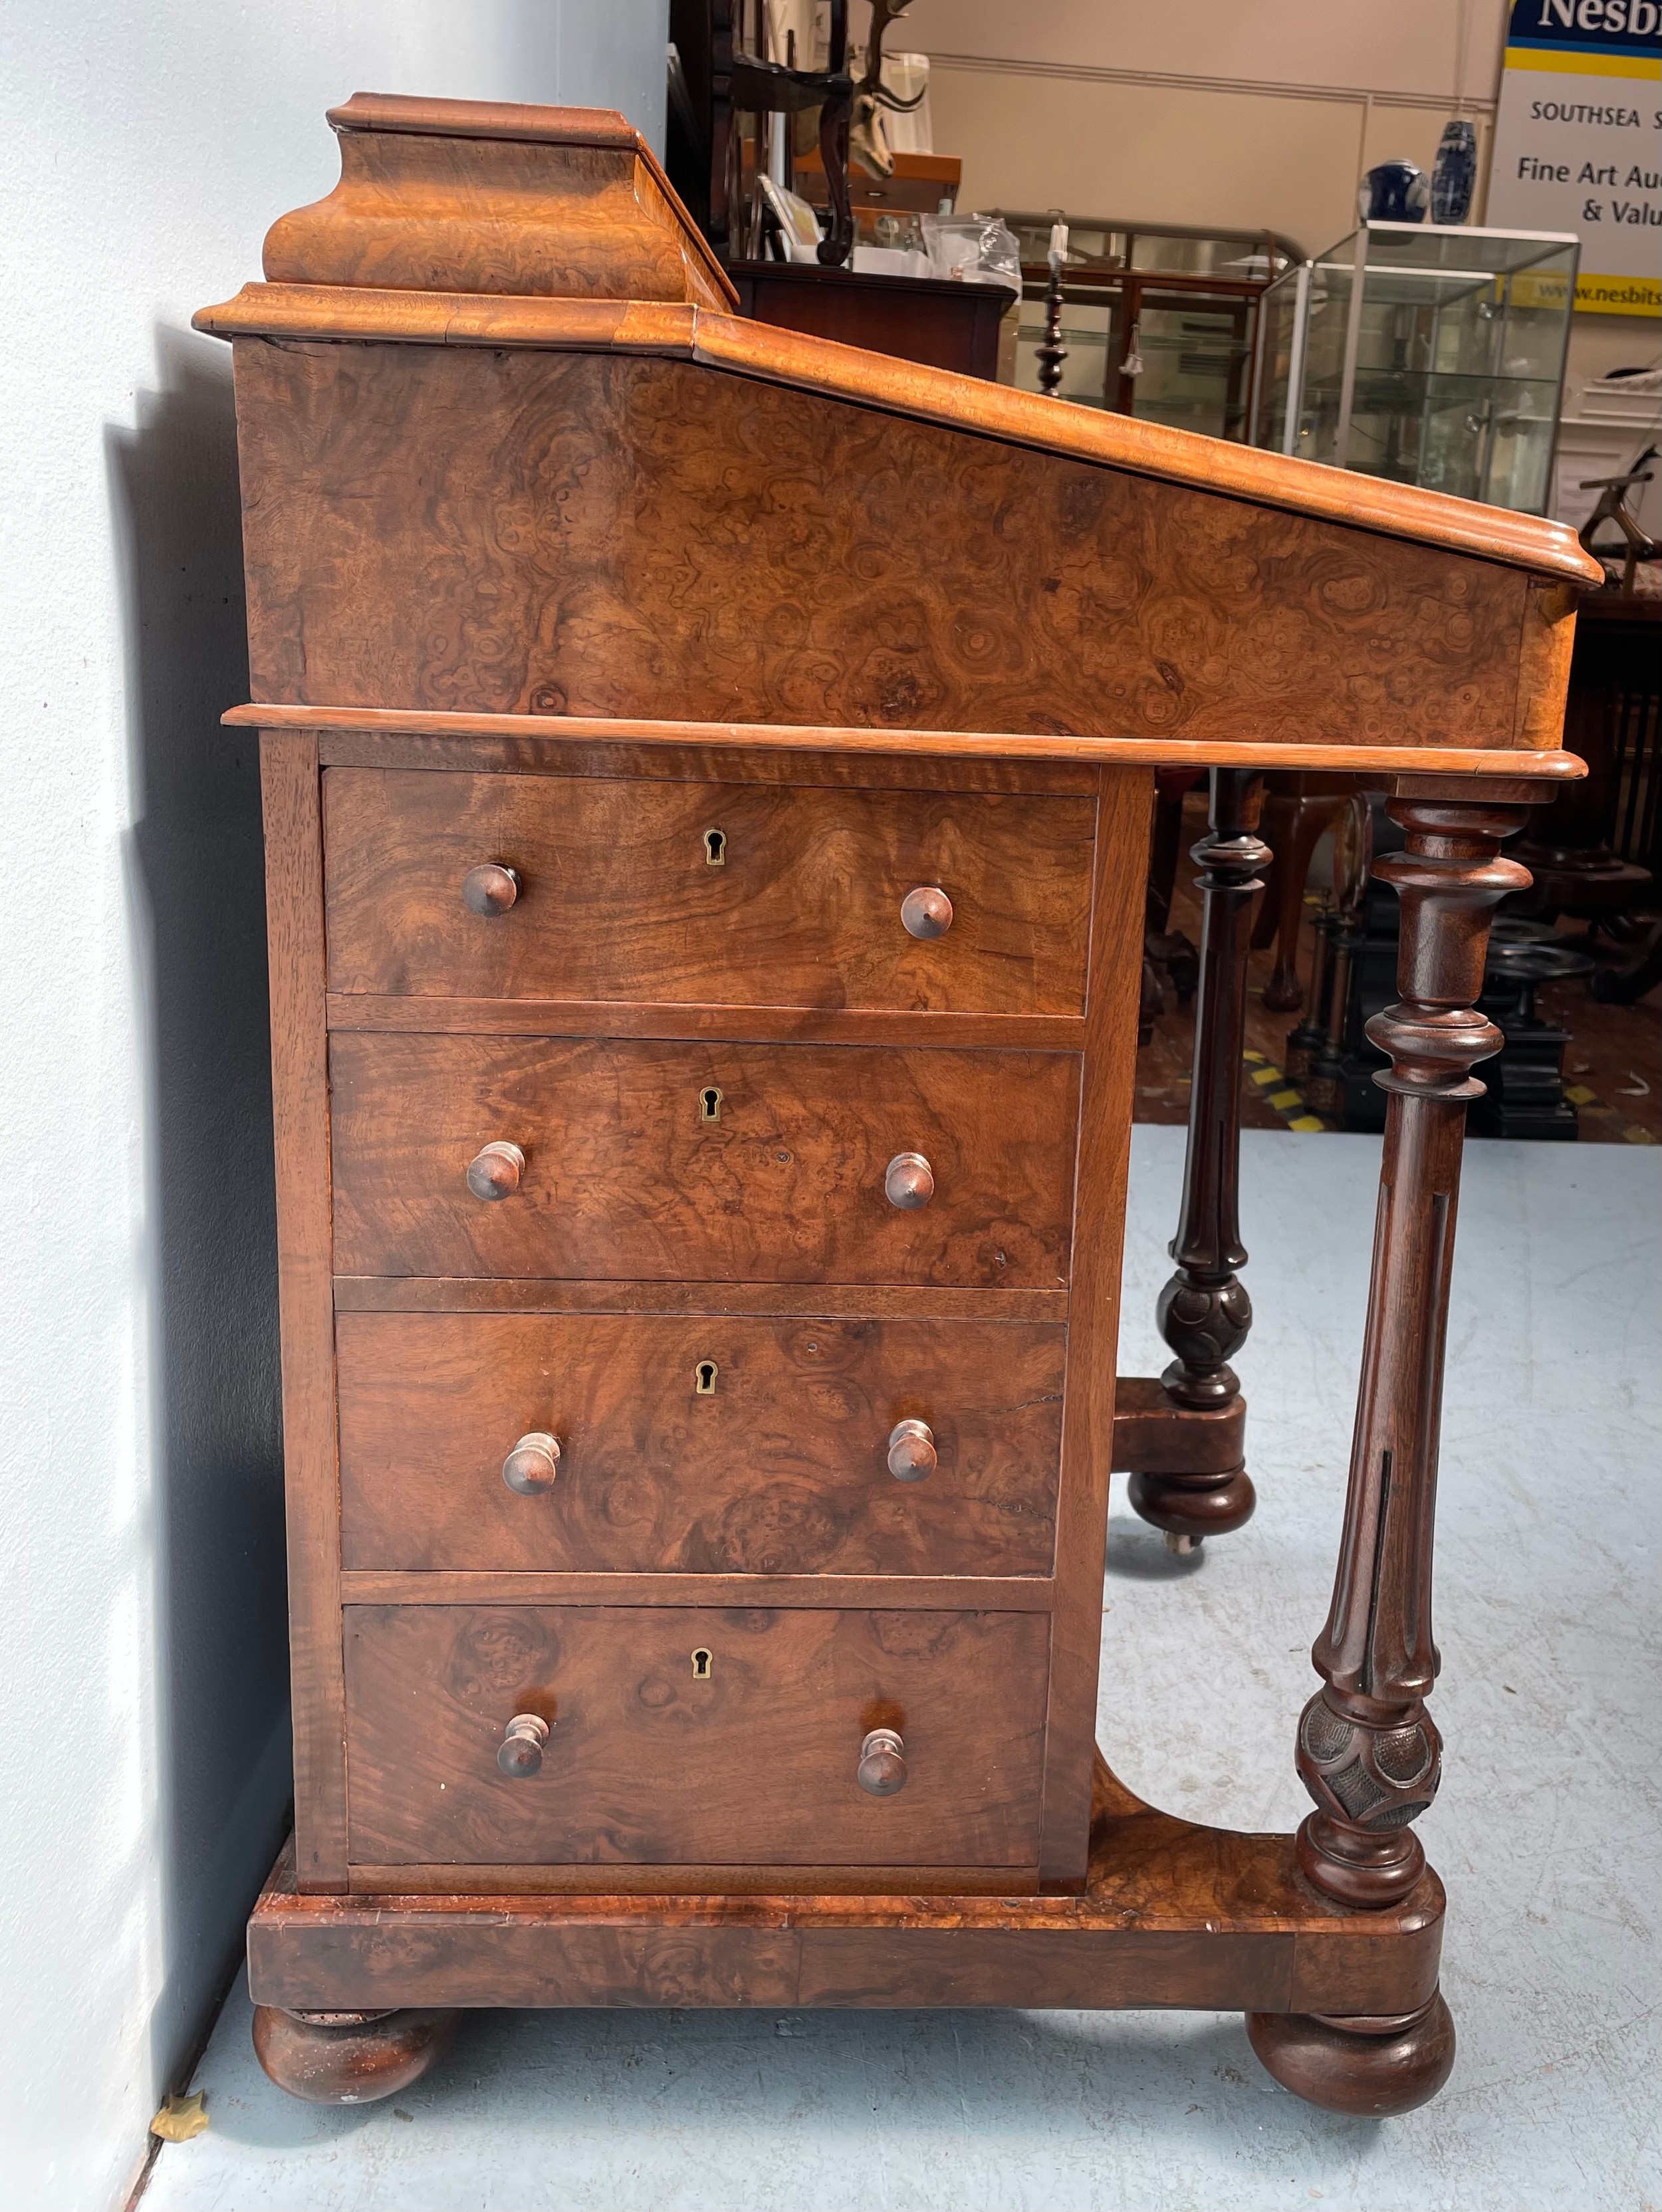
left=0, top=9, right=666, bottom=2208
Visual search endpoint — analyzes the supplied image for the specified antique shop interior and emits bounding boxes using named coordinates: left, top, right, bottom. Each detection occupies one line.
left=1, top=5, right=1656, bottom=2211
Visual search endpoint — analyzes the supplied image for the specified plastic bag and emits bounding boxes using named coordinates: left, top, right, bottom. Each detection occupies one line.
left=756, top=176, right=825, bottom=265
left=922, top=213, right=1022, bottom=295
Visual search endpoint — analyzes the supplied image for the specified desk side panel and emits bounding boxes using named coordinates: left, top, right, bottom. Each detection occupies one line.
left=231, top=343, right=1530, bottom=751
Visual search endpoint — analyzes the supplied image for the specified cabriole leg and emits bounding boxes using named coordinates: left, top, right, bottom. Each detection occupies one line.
left=1129, top=768, right=1266, bottom=1551
left=1294, top=798, right=1528, bottom=1911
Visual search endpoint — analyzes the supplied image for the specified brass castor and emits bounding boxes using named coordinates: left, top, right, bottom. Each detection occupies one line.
left=1246, top=1991, right=1455, bottom=2116
left=252, top=2005, right=458, bottom=2105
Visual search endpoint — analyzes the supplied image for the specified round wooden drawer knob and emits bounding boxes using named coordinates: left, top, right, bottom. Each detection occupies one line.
left=466, top=1140, right=525, bottom=1201
left=497, top=1713, right=550, bottom=1778
left=461, top=863, right=520, bottom=917
left=857, top=1727, right=907, bottom=1797
left=502, top=1431, right=560, bottom=1496
left=887, top=1418, right=936, bottom=1481
left=900, top=886, right=953, bottom=940
left=884, top=1152, right=934, bottom=1210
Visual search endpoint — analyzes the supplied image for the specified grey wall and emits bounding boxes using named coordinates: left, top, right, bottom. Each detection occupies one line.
left=0, top=8, right=667, bottom=2206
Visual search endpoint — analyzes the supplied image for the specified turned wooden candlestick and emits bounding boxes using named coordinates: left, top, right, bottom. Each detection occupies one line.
left=1036, top=217, right=1068, bottom=398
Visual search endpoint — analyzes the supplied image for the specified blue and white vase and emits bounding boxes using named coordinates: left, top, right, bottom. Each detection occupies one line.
left=1431, top=120, right=1477, bottom=225
left=1360, top=160, right=1431, bottom=223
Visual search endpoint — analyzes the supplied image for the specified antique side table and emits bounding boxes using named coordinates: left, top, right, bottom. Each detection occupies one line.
left=195, top=94, right=1599, bottom=2118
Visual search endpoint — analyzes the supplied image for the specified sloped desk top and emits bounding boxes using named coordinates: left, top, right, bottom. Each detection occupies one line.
left=195, top=92, right=1596, bottom=783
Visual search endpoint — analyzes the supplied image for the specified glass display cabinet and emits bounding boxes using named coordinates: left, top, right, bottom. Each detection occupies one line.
left=999, top=216, right=1299, bottom=441
left=1255, top=222, right=1578, bottom=513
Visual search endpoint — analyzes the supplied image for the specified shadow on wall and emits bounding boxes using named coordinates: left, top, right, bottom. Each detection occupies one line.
left=107, top=326, right=293, bottom=2104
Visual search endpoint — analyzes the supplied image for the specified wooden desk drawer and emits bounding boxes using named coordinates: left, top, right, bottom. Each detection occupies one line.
left=343, top=1604, right=1048, bottom=1868
left=330, top=1033, right=1079, bottom=1285
left=322, top=769, right=1094, bottom=1015
left=336, top=1312, right=1064, bottom=1574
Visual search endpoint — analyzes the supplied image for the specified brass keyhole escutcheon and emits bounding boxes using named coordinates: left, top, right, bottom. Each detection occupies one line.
left=694, top=1360, right=719, bottom=1395
left=699, top=1085, right=724, bottom=1124
left=690, top=1648, right=713, bottom=1679
left=703, top=826, right=727, bottom=866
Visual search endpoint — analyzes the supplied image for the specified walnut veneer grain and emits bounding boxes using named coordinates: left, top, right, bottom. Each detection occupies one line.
left=246, top=1753, right=1445, bottom=2013
left=323, top=768, right=1094, bottom=1013
left=207, top=96, right=1552, bottom=2107
left=336, top=1310, right=1063, bottom=1576
left=265, top=92, right=736, bottom=310
left=231, top=344, right=1543, bottom=752
left=343, top=1604, right=1049, bottom=1868
left=328, top=1032, right=1081, bottom=1286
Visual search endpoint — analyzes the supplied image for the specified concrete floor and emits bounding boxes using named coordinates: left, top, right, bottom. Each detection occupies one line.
left=143, top=1128, right=1661, bottom=2212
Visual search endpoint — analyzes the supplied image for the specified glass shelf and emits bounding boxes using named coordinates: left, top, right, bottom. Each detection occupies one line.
left=1254, top=222, right=1578, bottom=513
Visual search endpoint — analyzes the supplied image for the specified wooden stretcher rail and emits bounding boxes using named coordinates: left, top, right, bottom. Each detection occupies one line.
left=225, top=702, right=1584, bottom=783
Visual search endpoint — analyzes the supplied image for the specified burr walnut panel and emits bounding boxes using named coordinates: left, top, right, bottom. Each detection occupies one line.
left=343, top=1604, right=1050, bottom=1866
left=233, top=344, right=1530, bottom=750
left=322, top=767, right=1094, bottom=1013
left=328, top=1033, right=1080, bottom=1286
left=263, top=118, right=733, bottom=309
left=335, top=1310, right=1065, bottom=1575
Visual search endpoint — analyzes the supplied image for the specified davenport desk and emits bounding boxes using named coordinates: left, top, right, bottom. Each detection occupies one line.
left=195, top=94, right=1600, bottom=2117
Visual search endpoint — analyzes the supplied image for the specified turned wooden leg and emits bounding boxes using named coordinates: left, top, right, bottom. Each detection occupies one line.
left=1296, top=798, right=1529, bottom=1909
left=252, top=2004, right=459, bottom=2104
left=1247, top=1993, right=1456, bottom=2116
left=1129, top=769, right=1266, bottom=1550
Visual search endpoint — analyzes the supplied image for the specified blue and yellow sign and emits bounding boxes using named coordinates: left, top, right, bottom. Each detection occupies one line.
left=1487, top=0, right=1661, bottom=313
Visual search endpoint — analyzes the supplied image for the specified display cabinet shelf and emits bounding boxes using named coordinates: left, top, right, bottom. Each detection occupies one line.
left=1256, top=221, right=1578, bottom=513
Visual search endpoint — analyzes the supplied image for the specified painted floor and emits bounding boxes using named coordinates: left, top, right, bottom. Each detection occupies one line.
left=142, top=1128, right=1662, bottom=2212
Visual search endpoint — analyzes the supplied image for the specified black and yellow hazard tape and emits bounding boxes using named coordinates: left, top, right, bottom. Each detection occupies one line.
left=1241, top=1049, right=1327, bottom=1132
left=1563, top=1079, right=1657, bottom=1146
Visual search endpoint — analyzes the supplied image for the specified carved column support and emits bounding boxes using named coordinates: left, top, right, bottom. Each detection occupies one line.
left=1296, top=799, right=1530, bottom=1908
left=1129, top=769, right=1266, bottom=1548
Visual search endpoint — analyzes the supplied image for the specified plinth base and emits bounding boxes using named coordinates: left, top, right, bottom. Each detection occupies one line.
left=249, top=1755, right=1445, bottom=2113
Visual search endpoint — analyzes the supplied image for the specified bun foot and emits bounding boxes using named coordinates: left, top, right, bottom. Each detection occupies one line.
left=1128, top=1462, right=1255, bottom=1542
left=252, top=2005, right=458, bottom=2105
left=1246, top=1992, right=1455, bottom=2116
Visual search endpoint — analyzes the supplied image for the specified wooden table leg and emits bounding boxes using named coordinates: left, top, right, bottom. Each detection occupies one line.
left=1252, top=795, right=1529, bottom=2110
left=1262, top=793, right=1347, bottom=1014
left=1129, top=768, right=1266, bottom=1552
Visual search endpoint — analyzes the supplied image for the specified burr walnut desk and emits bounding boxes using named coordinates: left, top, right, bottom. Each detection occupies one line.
left=195, top=94, right=1599, bottom=2118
